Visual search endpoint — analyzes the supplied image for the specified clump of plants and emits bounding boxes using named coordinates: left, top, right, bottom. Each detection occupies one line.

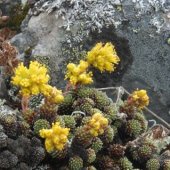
left=0, top=41, right=170, bottom=170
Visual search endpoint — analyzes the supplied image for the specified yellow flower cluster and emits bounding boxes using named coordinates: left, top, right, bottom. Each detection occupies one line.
left=11, top=61, right=64, bottom=104
left=40, top=122, right=70, bottom=152
left=65, top=60, right=93, bottom=86
left=65, top=42, right=120, bottom=86
left=88, top=113, right=108, bottom=137
left=86, top=42, right=120, bottom=72
left=11, top=61, right=50, bottom=96
left=131, top=89, right=149, bottom=109
left=46, top=86, right=64, bottom=104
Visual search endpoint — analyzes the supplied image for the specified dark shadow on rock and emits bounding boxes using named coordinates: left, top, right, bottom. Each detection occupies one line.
left=84, top=26, right=133, bottom=88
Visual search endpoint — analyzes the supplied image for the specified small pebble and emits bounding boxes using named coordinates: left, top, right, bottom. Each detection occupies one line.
left=167, top=12, right=170, bottom=19
left=167, top=38, right=170, bottom=45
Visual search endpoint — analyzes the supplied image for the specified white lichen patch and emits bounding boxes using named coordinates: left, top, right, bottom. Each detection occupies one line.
left=0, top=99, right=18, bottom=117
left=30, top=0, right=169, bottom=34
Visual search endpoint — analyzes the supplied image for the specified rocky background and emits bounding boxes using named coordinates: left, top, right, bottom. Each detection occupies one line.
left=0, top=0, right=170, bottom=122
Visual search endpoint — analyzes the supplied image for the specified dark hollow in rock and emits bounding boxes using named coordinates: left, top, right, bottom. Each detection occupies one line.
left=84, top=26, right=133, bottom=88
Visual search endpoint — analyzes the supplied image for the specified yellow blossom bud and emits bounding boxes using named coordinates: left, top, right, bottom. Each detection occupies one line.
left=40, top=122, right=70, bottom=152
left=21, top=88, right=30, bottom=96
left=45, top=139, right=54, bottom=152
left=79, top=60, right=89, bottom=70
left=131, top=89, right=149, bottom=109
left=30, top=85, right=39, bottom=95
left=72, top=67, right=81, bottom=76
left=65, top=60, right=93, bottom=86
left=67, top=63, right=76, bottom=71
left=86, top=42, right=120, bottom=72
left=87, top=113, right=108, bottom=137
left=11, top=61, right=50, bottom=96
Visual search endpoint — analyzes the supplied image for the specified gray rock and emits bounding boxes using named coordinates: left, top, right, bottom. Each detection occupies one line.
left=0, top=132, right=8, bottom=149
left=0, top=150, right=18, bottom=169
left=0, top=0, right=21, bottom=16
left=11, top=0, right=170, bottom=122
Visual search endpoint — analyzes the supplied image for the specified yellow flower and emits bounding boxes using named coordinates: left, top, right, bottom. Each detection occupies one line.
left=20, top=88, right=30, bottom=96
left=45, top=139, right=54, bottom=152
left=46, top=87, right=64, bottom=104
left=30, top=85, right=39, bottom=95
left=87, top=113, right=108, bottom=137
left=79, top=60, right=89, bottom=70
left=11, top=61, right=50, bottom=96
left=11, top=61, right=64, bottom=104
left=40, top=122, right=70, bottom=152
left=131, top=89, right=149, bottom=109
left=86, top=42, right=120, bottom=72
left=39, top=84, right=52, bottom=97
left=78, top=72, right=93, bottom=84
left=65, top=60, right=93, bottom=86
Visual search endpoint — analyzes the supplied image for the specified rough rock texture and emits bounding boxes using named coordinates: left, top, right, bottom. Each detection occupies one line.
left=0, top=0, right=21, bottom=15
left=9, top=0, right=170, bottom=122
